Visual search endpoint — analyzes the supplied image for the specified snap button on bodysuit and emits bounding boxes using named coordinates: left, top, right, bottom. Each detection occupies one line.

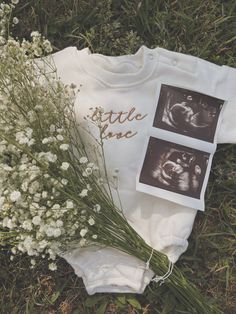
left=148, top=53, right=154, bottom=60
left=172, top=59, right=178, bottom=66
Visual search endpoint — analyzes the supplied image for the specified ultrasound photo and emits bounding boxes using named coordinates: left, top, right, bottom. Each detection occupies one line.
left=153, top=84, right=225, bottom=142
left=139, top=137, right=210, bottom=199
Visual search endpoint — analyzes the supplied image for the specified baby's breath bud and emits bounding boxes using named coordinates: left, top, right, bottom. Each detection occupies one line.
left=10, top=191, right=21, bottom=202
left=66, top=200, right=73, bottom=209
left=61, top=162, right=70, bottom=171
left=12, top=17, right=19, bottom=24
left=59, top=143, right=69, bottom=151
left=80, top=228, right=88, bottom=237
left=79, top=189, right=88, bottom=198
left=88, top=217, right=95, bottom=226
left=48, top=262, right=57, bottom=271
left=79, top=156, right=88, bottom=164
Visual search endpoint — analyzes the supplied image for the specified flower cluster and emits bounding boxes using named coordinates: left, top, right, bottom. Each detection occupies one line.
left=0, top=1, right=15, bottom=45
left=0, top=8, right=103, bottom=269
left=0, top=125, right=101, bottom=267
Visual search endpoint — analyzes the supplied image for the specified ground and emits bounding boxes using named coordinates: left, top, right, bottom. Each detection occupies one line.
left=0, top=0, right=236, bottom=313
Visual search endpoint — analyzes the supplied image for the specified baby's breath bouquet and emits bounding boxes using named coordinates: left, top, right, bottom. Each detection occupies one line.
left=0, top=2, right=222, bottom=313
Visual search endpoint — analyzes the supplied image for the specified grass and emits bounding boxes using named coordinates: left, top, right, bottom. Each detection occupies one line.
left=1, top=0, right=236, bottom=313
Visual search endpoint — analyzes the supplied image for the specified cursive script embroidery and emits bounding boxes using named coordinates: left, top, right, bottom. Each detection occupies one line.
left=89, top=107, right=147, bottom=140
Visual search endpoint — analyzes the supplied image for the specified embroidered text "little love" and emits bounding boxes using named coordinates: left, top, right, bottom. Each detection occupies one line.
left=90, top=107, right=148, bottom=139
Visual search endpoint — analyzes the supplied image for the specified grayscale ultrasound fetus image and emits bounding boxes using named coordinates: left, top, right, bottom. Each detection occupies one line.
left=153, top=84, right=225, bottom=142
left=139, top=137, right=210, bottom=199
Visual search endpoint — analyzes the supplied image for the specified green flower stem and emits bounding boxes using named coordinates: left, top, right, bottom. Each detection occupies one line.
left=71, top=206, right=222, bottom=314
left=101, top=223, right=222, bottom=314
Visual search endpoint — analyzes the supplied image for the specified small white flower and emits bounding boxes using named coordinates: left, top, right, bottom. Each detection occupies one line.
left=56, top=220, right=63, bottom=227
left=31, top=31, right=40, bottom=37
left=10, top=190, right=21, bottom=202
left=48, top=262, right=57, bottom=271
left=29, top=181, right=40, bottom=194
left=35, top=104, right=43, bottom=111
left=27, top=110, right=36, bottom=122
left=45, top=227, right=54, bottom=237
left=88, top=217, right=95, bottom=226
left=39, top=240, right=48, bottom=249
left=22, top=220, right=33, bottom=231
left=97, top=178, right=104, bottom=185
left=43, top=39, right=52, bottom=53
left=11, top=247, right=17, bottom=254
left=2, top=165, right=13, bottom=172
left=79, top=156, right=88, bottom=164
left=13, top=17, right=19, bottom=24
left=46, top=152, right=57, bottom=163
left=80, top=228, right=88, bottom=237
left=79, top=189, right=88, bottom=198
left=32, top=216, right=41, bottom=225
left=61, top=179, right=68, bottom=185
left=42, top=138, right=50, bottom=144
left=42, top=191, right=48, bottom=198
left=93, top=204, right=101, bottom=213
left=92, top=235, right=98, bottom=239
left=61, top=162, right=70, bottom=171
left=48, top=248, right=57, bottom=260
left=15, top=131, right=28, bottom=144
left=26, top=127, right=33, bottom=137
left=49, top=125, right=56, bottom=133
left=31, top=259, right=36, bottom=266
left=79, top=238, right=86, bottom=247
left=11, top=0, right=19, bottom=4
left=53, top=228, right=61, bottom=237
left=56, top=134, right=64, bottom=141
left=21, top=181, right=28, bottom=192
left=85, top=168, right=92, bottom=176
left=59, top=144, right=69, bottom=151
left=23, top=236, right=33, bottom=250
left=66, top=200, right=73, bottom=209
left=33, top=193, right=41, bottom=202
left=87, top=184, right=92, bottom=191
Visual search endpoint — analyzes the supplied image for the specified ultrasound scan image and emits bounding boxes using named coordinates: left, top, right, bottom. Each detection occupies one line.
left=139, top=137, right=210, bottom=199
left=153, top=84, right=225, bottom=142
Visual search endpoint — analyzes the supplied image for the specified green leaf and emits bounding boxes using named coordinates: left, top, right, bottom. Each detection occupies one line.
left=85, top=296, right=105, bottom=307
left=96, top=302, right=107, bottom=314
left=127, top=297, right=142, bottom=310
left=116, top=295, right=126, bottom=305
left=50, top=291, right=60, bottom=304
left=114, top=300, right=126, bottom=309
left=25, top=300, right=35, bottom=314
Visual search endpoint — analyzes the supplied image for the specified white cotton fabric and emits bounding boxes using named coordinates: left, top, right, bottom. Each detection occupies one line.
left=49, top=45, right=236, bottom=294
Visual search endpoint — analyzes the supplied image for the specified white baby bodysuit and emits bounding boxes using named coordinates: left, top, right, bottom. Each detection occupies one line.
left=45, top=45, right=236, bottom=295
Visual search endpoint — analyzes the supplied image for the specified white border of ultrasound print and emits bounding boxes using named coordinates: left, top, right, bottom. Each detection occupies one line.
left=135, top=81, right=227, bottom=211
left=136, top=136, right=214, bottom=211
